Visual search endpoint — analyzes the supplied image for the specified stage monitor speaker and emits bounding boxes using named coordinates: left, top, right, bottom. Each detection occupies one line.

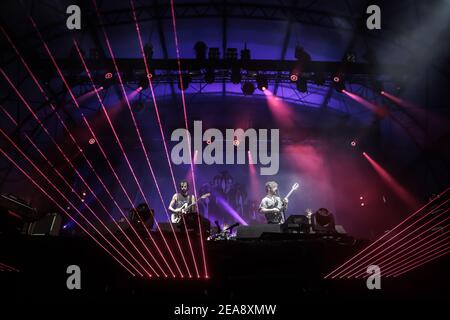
left=29, top=213, right=61, bottom=236
left=335, top=225, right=347, bottom=235
left=236, top=224, right=282, bottom=239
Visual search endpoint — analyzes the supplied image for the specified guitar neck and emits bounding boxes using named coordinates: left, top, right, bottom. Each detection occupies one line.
left=285, top=188, right=295, bottom=200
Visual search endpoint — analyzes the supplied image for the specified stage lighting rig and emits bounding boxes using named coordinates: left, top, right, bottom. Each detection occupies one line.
left=256, top=75, right=268, bottom=91
left=242, top=82, right=255, bottom=95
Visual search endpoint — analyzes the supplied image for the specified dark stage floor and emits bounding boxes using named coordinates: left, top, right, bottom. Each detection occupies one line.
left=1, top=233, right=448, bottom=301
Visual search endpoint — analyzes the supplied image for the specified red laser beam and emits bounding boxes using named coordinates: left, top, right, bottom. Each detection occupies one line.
left=0, top=66, right=162, bottom=276
left=0, top=262, right=19, bottom=272
left=386, top=240, right=450, bottom=277
left=24, top=134, right=156, bottom=278
left=344, top=205, right=449, bottom=278
left=0, top=104, right=18, bottom=126
left=126, top=2, right=196, bottom=276
left=324, top=188, right=449, bottom=279
left=22, top=19, right=171, bottom=277
left=391, top=248, right=450, bottom=278
left=0, top=128, right=151, bottom=277
left=354, top=223, right=448, bottom=279
left=73, top=37, right=185, bottom=279
left=169, top=0, right=206, bottom=279
left=339, top=200, right=449, bottom=278
left=382, top=233, right=449, bottom=277
left=0, top=147, right=137, bottom=277
left=130, top=0, right=177, bottom=192
left=353, top=214, right=449, bottom=279
left=85, top=4, right=189, bottom=277
left=363, top=152, right=419, bottom=208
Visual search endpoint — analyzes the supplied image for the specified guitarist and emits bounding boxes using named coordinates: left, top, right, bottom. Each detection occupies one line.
left=168, top=180, right=197, bottom=224
left=259, top=181, right=289, bottom=224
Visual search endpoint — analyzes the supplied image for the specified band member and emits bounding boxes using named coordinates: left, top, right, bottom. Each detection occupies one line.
left=168, top=180, right=197, bottom=223
left=259, top=181, right=288, bottom=224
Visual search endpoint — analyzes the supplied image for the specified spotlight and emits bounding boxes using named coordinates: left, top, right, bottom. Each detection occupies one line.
left=194, top=41, right=207, bottom=60
left=256, top=75, right=268, bottom=91
left=206, top=139, right=212, bottom=145
left=332, top=75, right=345, bottom=92
left=204, top=68, right=215, bottom=84
left=231, top=67, right=241, bottom=84
left=351, top=140, right=357, bottom=147
left=360, top=196, right=364, bottom=200
left=361, top=202, right=365, bottom=207
left=178, top=74, right=191, bottom=90
left=242, top=82, right=255, bottom=95
left=82, top=192, right=87, bottom=197
left=104, top=72, right=113, bottom=79
left=138, top=77, right=149, bottom=90
left=296, top=77, right=307, bottom=93
left=88, top=138, right=96, bottom=145
left=233, top=137, right=240, bottom=146
left=290, top=73, right=298, bottom=82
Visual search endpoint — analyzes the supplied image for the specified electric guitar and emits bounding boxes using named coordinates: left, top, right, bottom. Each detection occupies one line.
left=270, top=182, right=300, bottom=224
left=171, top=193, right=211, bottom=223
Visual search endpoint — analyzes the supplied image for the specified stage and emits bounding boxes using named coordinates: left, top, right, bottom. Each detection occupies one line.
left=1, top=232, right=448, bottom=301
left=0, top=0, right=449, bottom=312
